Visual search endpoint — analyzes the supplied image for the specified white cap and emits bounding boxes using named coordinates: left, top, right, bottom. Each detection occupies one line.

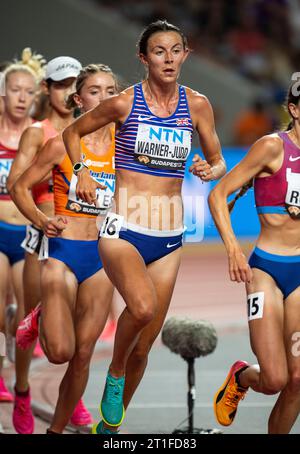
left=45, top=56, right=82, bottom=81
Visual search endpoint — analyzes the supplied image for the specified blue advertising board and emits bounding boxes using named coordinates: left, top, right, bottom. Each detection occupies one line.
left=182, top=148, right=260, bottom=243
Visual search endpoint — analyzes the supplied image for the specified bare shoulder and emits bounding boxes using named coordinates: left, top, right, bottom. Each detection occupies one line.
left=42, top=134, right=65, bottom=160
left=109, top=86, right=134, bottom=111
left=97, top=85, right=134, bottom=123
left=184, top=87, right=212, bottom=113
left=21, top=123, right=44, bottom=143
left=252, top=133, right=283, bottom=157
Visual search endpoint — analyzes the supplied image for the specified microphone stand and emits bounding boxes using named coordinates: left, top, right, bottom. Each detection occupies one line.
left=172, top=357, right=222, bottom=434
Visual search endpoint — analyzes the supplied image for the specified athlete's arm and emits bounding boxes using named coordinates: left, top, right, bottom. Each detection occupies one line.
left=11, top=136, right=66, bottom=236
left=208, top=135, right=282, bottom=283
left=62, top=93, right=129, bottom=205
left=7, top=126, right=43, bottom=192
left=189, top=93, right=226, bottom=181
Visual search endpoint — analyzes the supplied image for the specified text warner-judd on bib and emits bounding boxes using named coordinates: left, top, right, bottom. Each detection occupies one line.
left=134, top=124, right=191, bottom=169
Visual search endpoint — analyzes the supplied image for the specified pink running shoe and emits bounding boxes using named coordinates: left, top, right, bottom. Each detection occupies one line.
left=70, top=399, right=93, bottom=426
left=33, top=339, right=44, bottom=358
left=99, top=320, right=117, bottom=342
left=13, top=389, right=34, bottom=434
left=0, top=376, right=14, bottom=402
left=16, top=303, right=41, bottom=350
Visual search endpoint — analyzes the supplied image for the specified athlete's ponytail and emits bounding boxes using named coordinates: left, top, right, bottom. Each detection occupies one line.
left=228, top=180, right=253, bottom=213
left=3, top=47, right=46, bottom=84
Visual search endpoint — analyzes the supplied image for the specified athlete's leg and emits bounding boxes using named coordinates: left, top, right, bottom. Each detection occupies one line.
left=10, top=258, right=37, bottom=394
left=238, top=269, right=288, bottom=394
left=123, top=248, right=181, bottom=409
left=268, top=286, right=300, bottom=433
left=11, top=259, right=25, bottom=332
left=49, top=269, right=113, bottom=433
left=214, top=269, right=288, bottom=427
left=99, top=238, right=157, bottom=377
left=39, top=258, right=78, bottom=364
left=0, top=253, right=10, bottom=377
left=23, top=252, right=41, bottom=315
left=14, top=253, right=41, bottom=392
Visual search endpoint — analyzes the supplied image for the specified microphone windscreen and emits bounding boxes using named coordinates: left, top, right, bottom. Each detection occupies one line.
left=162, top=317, right=217, bottom=359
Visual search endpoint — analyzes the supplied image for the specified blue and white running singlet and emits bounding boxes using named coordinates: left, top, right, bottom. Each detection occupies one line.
left=115, top=83, right=193, bottom=178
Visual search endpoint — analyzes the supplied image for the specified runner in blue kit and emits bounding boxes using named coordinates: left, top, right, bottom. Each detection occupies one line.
left=209, top=83, right=300, bottom=433
left=0, top=50, right=43, bottom=403
left=63, top=20, right=226, bottom=433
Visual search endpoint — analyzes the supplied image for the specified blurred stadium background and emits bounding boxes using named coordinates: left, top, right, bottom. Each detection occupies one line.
left=1, top=1, right=300, bottom=434
left=3, top=0, right=295, bottom=240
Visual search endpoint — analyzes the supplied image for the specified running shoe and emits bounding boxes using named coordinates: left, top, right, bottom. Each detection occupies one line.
left=0, top=376, right=14, bottom=402
left=92, top=420, right=119, bottom=434
left=16, top=303, right=41, bottom=350
left=13, top=388, right=34, bottom=434
left=100, top=373, right=125, bottom=427
left=70, top=398, right=93, bottom=426
left=33, top=339, right=44, bottom=358
left=214, top=360, right=249, bottom=426
left=99, top=320, right=117, bottom=342
left=5, top=304, right=17, bottom=363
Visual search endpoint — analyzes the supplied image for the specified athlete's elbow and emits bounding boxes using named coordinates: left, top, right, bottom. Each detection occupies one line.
left=6, top=176, right=13, bottom=194
left=62, top=123, right=79, bottom=145
left=208, top=187, right=221, bottom=212
left=10, top=180, right=23, bottom=204
left=62, top=126, right=71, bottom=145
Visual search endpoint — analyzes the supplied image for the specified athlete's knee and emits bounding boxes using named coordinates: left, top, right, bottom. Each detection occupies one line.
left=287, top=370, right=300, bottom=393
left=132, top=305, right=155, bottom=326
left=130, top=295, right=156, bottom=326
left=45, top=341, right=75, bottom=364
left=261, top=373, right=287, bottom=395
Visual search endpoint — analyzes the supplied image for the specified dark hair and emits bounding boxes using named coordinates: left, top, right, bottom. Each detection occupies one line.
left=66, top=63, right=119, bottom=110
left=285, top=82, right=300, bottom=131
left=137, top=20, right=188, bottom=55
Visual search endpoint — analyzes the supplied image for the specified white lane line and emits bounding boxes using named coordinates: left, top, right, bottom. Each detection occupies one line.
left=88, top=402, right=274, bottom=409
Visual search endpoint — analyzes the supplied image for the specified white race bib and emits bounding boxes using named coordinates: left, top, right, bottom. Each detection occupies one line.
left=0, top=158, right=13, bottom=196
left=21, top=225, right=41, bottom=254
left=247, top=292, right=264, bottom=321
left=134, top=124, right=191, bottom=170
left=285, top=168, right=300, bottom=218
left=100, top=212, right=124, bottom=239
left=66, top=174, right=113, bottom=216
left=38, top=235, right=49, bottom=261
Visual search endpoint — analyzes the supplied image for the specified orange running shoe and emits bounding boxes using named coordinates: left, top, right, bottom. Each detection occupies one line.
left=214, top=360, right=249, bottom=426
left=16, top=304, right=41, bottom=350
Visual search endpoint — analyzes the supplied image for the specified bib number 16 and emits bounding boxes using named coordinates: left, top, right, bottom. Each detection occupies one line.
left=100, top=213, right=124, bottom=239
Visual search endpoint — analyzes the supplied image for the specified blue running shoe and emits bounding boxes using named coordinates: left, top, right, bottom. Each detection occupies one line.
left=100, top=373, right=125, bottom=426
left=92, top=420, right=119, bottom=434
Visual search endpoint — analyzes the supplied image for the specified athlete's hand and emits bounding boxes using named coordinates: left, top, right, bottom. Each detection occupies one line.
left=76, top=167, right=106, bottom=206
left=43, top=216, right=68, bottom=238
left=189, top=154, right=215, bottom=181
left=228, top=248, right=253, bottom=283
